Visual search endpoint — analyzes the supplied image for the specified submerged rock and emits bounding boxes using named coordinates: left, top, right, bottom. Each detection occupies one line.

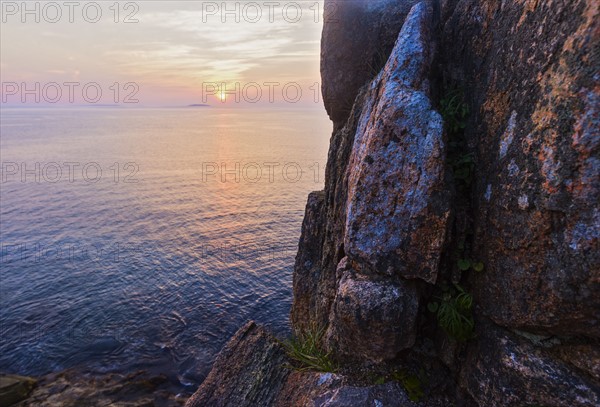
left=0, top=374, right=36, bottom=407
left=11, top=369, right=183, bottom=407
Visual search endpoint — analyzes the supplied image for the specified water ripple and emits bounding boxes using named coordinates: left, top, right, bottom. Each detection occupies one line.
left=0, top=108, right=330, bottom=391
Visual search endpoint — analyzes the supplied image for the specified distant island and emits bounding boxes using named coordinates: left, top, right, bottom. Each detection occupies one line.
left=187, top=104, right=210, bottom=107
left=81, top=104, right=122, bottom=108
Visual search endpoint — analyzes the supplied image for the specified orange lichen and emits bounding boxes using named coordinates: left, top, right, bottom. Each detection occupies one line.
left=562, top=0, right=599, bottom=52
left=482, top=91, right=511, bottom=136
left=517, top=0, right=541, bottom=28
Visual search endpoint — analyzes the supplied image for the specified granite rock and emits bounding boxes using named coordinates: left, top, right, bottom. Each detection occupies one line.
left=344, top=1, right=450, bottom=284
left=326, top=270, right=420, bottom=362
left=321, top=0, right=420, bottom=127
left=0, top=374, right=36, bottom=407
left=460, top=323, right=600, bottom=406
left=442, top=0, right=600, bottom=337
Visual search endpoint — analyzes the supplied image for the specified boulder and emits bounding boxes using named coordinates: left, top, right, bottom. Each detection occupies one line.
left=185, top=321, right=289, bottom=407
left=326, top=269, right=420, bottom=362
left=321, top=0, right=421, bottom=126
left=294, top=1, right=449, bottom=365
left=184, top=321, right=446, bottom=406
left=312, top=381, right=418, bottom=407
left=12, top=370, right=181, bottom=407
left=344, top=1, right=450, bottom=284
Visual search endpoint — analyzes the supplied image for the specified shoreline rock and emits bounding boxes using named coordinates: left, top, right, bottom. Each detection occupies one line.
left=185, top=321, right=455, bottom=406
left=3, top=369, right=186, bottom=407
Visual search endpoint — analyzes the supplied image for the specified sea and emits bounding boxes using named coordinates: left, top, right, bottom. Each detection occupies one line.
left=0, top=106, right=331, bottom=390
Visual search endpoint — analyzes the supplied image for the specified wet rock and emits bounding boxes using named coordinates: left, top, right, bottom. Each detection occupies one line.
left=326, top=270, right=420, bottom=362
left=321, top=0, right=420, bottom=126
left=185, top=321, right=289, bottom=407
left=12, top=370, right=183, bottom=407
left=460, top=323, right=600, bottom=406
left=442, top=0, right=600, bottom=336
left=345, top=1, right=450, bottom=284
left=0, top=374, right=36, bottom=407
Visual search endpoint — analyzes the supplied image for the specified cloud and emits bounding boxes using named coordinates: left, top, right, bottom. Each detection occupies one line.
left=0, top=1, right=324, bottom=105
left=106, top=4, right=321, bottom=85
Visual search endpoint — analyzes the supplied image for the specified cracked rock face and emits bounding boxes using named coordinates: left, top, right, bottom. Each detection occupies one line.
left=291, top=0, right=599, bottom=402
left=187, top=0, right=599, bottom=406
left=294, top=1, right=448, bottom=363
left=442, top=0, right=600, bottom=337
left=344, top=1, right=450, bottom=284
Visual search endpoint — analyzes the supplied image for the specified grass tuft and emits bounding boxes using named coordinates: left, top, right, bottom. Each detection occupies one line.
left=440, top=88, right=469, bottom=135
left=279, top=324, right=338, bottom=373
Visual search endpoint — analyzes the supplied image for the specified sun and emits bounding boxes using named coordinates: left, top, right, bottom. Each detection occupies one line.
left=218, top=92, right=226, bottom=102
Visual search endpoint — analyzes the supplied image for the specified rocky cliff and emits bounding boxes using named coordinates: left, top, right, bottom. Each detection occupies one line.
left=187, top=0, right=599, bottom=405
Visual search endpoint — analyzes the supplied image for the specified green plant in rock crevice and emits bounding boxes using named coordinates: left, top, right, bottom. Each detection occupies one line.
left=440, top=87, right=473, bottom=192
left=370, top=369, right=426, bottom=402
left=440, top=88, right=469, bottom=135
left=456, top=239, right=484, bottom=273
left=428, top=283, right=475, bottom=342
left=451, top=152, right=475, bottom=191
left=457, top=258, right=484, bottom=272
left=391, top=369, right=426, bottom=402
left=279, top=324, right=338, bottom=373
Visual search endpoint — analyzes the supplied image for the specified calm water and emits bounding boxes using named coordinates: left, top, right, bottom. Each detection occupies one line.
left=0, top=107, right=330, bottom=389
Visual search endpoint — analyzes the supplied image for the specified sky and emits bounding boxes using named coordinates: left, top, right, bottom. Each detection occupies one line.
left=0, top=1, right=325, bottom=107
